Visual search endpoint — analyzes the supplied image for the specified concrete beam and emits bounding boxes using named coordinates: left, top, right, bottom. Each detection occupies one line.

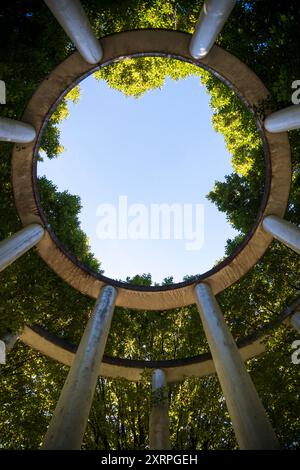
left=44, top=0, right=102, bottom=64
left=189, top=0, right=236, bottom=59
left=264, top=104, right=300, bottom=133
left=195, top=283, right=280, bottom=449
left=0, top=224, right=44, bottom=272
left=0, top=117, right=36, bottom=143
left=149, top=369, right=171, bottom=450
left=42, top=285, right=117, bottom=450
left=262, top=215, right=300, bottom=255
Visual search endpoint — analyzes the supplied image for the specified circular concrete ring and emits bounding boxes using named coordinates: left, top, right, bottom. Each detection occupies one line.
left=20, top=292, right=299, bottom=383
left=12, top=29, right=291, bottom=310
left=21, top=324, right=266, bottom=383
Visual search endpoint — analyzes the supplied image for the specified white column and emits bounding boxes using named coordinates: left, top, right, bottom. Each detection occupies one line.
left=0, top=224, right=44, bottom=272
left=195, top=283, right=280, bottom=449
left=290, top=312, right=300, bottom=332
left=44, top=0, right=102, bottom=64
left=149, top=369, right=171, bottom=450
left=262, top=215, right=300, bottom=255
left=264, top=104, right=300, bottom=133
left=42, top=285, right=117, bottom=450
left=0, top=117, right=36, bottom=143
left=189, top=0, right=236, bottom=59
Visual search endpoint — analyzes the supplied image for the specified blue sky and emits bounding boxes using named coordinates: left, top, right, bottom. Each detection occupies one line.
left=38, top=70, right=238, bottom=284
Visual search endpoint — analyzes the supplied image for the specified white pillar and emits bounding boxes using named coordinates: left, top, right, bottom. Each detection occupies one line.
left=264, top=104, right=300, bottom=133
left=195, top=283, right=280, bottom=449
left=149, top=369, right=171, bottom=450
left=262, top=215, right=300, bottom=255
left=44, top=0, right=102, bottom=64
left=189, top=0, right=236, bottom=59
left=0, top=224, right=44, bottom=272
left=290, top=312, right=300, bottom=332
left=0, top=117, right=36, bottom=143
left=42, top=285, right=117, bottom=450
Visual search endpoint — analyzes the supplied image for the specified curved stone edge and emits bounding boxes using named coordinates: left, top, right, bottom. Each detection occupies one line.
left=11, top=29, right=291, bottom=310
left=19, top=296, right=300, bottom=383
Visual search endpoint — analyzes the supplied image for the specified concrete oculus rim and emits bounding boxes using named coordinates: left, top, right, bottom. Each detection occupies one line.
left=11, top=29, right=291, bottom=310
left=20, top=293, right=300, bottom=383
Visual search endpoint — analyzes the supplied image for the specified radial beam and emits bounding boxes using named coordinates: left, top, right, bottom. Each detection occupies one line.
left=264, top=104, right=300, bottom=133
left=149, top=369, right=171, bottom=450
left=263, top=215, right=300, bottom=255
left=189, top=0, right=236, bottom=59
left=0, top=224, right=44, bottom=272
left=44, top=0, right=102, bottom=64
left=42, top=285, right=117, bottom=450
left=195, top=283, right=280, bottom=449
left=0, top=117, right=36, bottom=143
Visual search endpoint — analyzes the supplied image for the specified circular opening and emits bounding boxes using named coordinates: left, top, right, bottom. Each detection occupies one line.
left=36, top=56, right=265, bottom=287
left=12, top=30, right=291, bottom=308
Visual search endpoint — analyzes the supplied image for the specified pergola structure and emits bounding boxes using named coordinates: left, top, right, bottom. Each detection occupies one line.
left=1, top=0, right=300, bottom=451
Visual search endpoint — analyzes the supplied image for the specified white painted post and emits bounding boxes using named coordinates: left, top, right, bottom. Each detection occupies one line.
left=262, top=215, right=300, bottom=255
left=42, top=285, right=117, bottom=450
left=0, top=224, right=44, bottom=272
left=290, top=312, right=300, bottom=332
left=189, top=0, right=236, bottom=59
left=264, top=104, right=300, bottom=133
left=195, top=283, right=280, bottom=449
left=44, top=0, right=102, bottom=64
left=149, top=369, right=171, bottom=450
left=0, top=117, right=36, bottom=143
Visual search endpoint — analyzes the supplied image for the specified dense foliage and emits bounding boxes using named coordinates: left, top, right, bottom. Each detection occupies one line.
left=0, top=0, right=299, bottom=449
